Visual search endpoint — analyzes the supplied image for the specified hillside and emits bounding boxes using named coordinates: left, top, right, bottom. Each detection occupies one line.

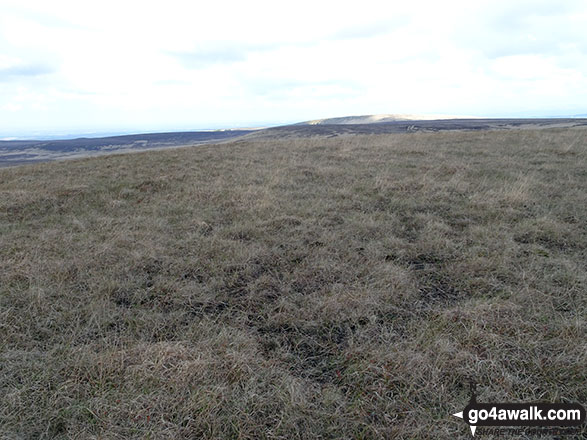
left=1, top=128, right=586, bottom=438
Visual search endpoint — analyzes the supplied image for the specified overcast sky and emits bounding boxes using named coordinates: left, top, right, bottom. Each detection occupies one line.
left=1, top=0, right=586, bottom=137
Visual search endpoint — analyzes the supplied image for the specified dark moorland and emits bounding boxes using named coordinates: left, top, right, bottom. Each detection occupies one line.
left=0, top=130, right=251, bottom=167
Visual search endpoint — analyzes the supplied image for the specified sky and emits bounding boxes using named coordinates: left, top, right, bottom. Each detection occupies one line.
left=1, top=0, right=586, bottom=137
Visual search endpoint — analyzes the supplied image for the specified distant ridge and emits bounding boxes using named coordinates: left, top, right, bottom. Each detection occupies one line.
left=295, top=114, right=483, bottom=125
left=0, top=129, right=252, bottom=167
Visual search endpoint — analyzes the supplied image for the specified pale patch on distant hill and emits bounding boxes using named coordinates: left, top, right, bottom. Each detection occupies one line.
left=298, top=114, right=483, bottom=125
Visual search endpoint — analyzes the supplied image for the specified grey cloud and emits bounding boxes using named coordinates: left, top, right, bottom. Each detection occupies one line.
left=0, top=63, right=54, bottom=81
left=454, top=1, right=587, bottom=59
left=487, top=0, right=578, bottom=30
left=168, top=24, right=408, bottom=71
left=167, top=42, right=282, bottom=69
left=474, top=34, right=563, bottom=59
left=167, top=18, right=407, bottom=71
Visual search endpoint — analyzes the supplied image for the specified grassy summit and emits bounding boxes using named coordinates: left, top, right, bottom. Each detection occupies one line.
left=1, top=128, right=585, bottom=438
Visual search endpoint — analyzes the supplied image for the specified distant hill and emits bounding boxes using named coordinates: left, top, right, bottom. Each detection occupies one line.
left=295, top=114, right=482, bottom=125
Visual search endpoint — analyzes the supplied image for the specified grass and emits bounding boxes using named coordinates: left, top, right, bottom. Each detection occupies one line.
left=0, top=128, right=586, bottom=439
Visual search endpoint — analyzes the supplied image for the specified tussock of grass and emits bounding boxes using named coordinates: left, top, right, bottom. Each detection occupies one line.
left=1, top=128, right=586, bottom=438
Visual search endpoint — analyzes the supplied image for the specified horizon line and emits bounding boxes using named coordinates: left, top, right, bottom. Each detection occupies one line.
left=2, top=113, right=587, bottom=141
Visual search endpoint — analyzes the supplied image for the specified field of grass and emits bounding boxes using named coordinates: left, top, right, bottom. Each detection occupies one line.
left=1, top=128, right=585, bottom=439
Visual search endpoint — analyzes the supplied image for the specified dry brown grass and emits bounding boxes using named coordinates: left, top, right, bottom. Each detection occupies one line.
left=1, top=128, right=586, bottom=439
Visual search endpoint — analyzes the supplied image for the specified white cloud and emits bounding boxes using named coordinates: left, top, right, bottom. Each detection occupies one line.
left=0, top=0, right=586, bottom=135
